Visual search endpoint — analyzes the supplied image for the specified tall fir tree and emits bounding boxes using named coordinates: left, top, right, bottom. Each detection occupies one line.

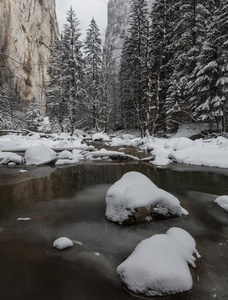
left=84, top=18, right=103, bottom=131
left=119, top=0, right=149, bottom=136
left=62, top=7, right=85, bottom=135
left=46, top=38, right=67, bottom=132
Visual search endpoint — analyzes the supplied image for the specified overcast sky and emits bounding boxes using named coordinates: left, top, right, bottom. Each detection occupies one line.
left=55, top=0, right=108, bottom=40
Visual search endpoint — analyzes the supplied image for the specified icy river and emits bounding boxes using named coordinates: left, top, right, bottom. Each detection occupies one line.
left=0, top=162, right=227, bottom=300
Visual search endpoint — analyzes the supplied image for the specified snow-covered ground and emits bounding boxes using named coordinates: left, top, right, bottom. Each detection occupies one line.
left=105, top=172, right=188, bottom=224
left=0, top=125, right=228, bottom=168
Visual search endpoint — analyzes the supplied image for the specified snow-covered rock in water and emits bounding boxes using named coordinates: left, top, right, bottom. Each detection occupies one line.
left=92, top=132, right=110, bottom=141
left=71, top=149, right=85, bottom=161
left=215, top=196, right=228, bottom=212
left=57, top=150, right=72, bottom=160
left=117, top=227, right=201, bottom=296
left=53, top=237, right=73, bottom=250
left=105, top=172, right=188, bottom=225
left=0, top=153, right=23, bottom=165
left=25, top=145, right=57, bottom=165
left=55, top=159, right=79, bottom=166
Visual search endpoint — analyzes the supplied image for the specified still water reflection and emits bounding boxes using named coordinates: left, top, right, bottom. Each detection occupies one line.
left=0, top=162, right=227, bottom=300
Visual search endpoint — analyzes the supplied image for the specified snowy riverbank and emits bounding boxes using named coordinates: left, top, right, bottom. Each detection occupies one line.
left=0, top=126, right=228, bottom=168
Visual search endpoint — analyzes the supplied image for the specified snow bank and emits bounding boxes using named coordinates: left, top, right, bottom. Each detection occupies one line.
left=215, top=196, right=228, bottom=212
left=25, top=145, right=57, bottom=165
left=53, top=237, right=73, bottom=250
left=117, top=227, right=201, bottom=296
left=105, top=172, right=188, bottom=224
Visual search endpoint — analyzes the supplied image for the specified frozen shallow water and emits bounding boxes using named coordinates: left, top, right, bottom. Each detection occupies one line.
left=0, top=162, right=227, bottom=300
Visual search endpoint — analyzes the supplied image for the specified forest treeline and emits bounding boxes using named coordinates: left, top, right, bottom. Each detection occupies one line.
left=1, top=0, right=228, bottom=136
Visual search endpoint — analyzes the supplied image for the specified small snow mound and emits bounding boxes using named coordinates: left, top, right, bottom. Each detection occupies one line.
left=53, top=237, right=73, bottom=250
left=19, top=170, right=28, bottom=173
left=17, top=218, right=31, bottom=221
left=215, top=196, right=228, bottom=212
left=117, top=227, right=200, bottom=296
left=105, top=172, right=187, bottom=224
left=55, top=159, right=79, bottom=166
left=25, top=145, right=56, bottom=165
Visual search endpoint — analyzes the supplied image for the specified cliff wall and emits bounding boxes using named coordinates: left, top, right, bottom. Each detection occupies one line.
left=0, top=0, right=59, bottom=110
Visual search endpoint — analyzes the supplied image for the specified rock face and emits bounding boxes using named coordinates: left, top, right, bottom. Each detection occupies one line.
left=104, top=0, right=153, bottom=65
left=0, top=0, right=59, bottom=110
left=104, top=0, right=131, bottom=65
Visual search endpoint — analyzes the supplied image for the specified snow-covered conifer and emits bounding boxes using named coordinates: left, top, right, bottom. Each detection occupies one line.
left=84, top=18, right=103, bottom=131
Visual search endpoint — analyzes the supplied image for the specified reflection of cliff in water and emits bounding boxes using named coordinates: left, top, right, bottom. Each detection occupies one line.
left=0, top=162, right=228, bottom=212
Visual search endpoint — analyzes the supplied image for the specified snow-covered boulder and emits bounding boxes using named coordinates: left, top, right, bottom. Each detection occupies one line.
left=215, top=196, right=228, bottom=212
left=25, top=145, right=57, bottom=165
left=105, top=172, right=188, bottom=225
left=92, top=132, right=110, bottom=141
left=57, top=150, right=72, bottom=160
left=53, top=237, right=73, bottom=250
left=117, top=227, right=201, bottom=296
left=0, top=153, right=23, bottom=165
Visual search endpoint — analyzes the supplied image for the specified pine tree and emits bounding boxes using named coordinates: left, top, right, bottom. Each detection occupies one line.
left=61, top=7, right=86, bottom=135
left=84, top=18, right=103, bottom=131
left=25, top=97, right=44, bottom=132
left=215, top=0, right=228, bottom=132
left=149, top=0, right=167, bottom=135
left=46, top=37, right=67, bottom=132
left=119, top=0, right=149, bottom=136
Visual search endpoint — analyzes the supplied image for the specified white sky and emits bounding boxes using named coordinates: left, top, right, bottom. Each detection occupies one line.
left=55, top=0, right=108, bottom=40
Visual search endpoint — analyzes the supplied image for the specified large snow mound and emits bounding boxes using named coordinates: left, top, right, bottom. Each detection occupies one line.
left=53, top=237, right=73, bottom=250
left=215, top=196, right=228, bottom=212
left=117, top=227, right=201, bottom=296
left=105, top=172, right=188, bottom=224
left=25, top=145, right=57, bottom=165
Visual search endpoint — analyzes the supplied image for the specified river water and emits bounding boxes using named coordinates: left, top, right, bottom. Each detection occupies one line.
left=0, top=162, right=227, bottom=300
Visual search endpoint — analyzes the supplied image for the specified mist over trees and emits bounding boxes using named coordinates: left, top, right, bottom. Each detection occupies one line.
left=1, top=1, right=228, bottom=136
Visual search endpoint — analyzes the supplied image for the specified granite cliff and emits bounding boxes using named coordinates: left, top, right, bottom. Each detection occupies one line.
left=0, top=0, right=59, bottom=110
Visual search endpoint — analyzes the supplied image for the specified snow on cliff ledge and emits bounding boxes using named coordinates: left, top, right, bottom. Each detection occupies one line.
left=117, top=227, right=201, bottom=296
left=105, top=172, right=188, bottom=224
